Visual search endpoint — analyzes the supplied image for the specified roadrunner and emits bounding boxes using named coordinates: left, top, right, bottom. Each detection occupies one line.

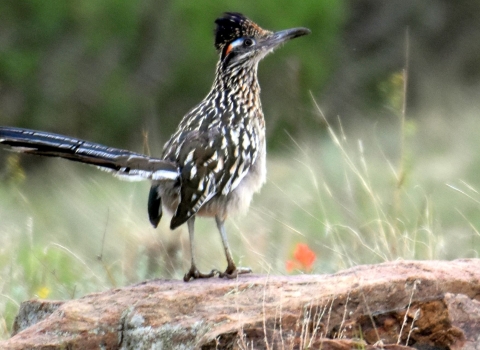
left=0, top=13, right=310, bottom=281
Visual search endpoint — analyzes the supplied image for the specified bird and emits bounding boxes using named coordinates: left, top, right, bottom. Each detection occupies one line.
left=0, top=12, right=310, bottom=281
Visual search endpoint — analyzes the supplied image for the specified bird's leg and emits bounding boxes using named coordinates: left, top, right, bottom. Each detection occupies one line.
left=183, top=217, right=218, bottom=282
left=215, top=216, right=252, bottom=279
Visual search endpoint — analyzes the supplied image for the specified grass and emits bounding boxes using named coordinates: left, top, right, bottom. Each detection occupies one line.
left=1, top=101, right=480, bottom=340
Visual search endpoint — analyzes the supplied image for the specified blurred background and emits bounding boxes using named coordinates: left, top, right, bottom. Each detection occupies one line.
left=1, top=0, right=480, bottom=338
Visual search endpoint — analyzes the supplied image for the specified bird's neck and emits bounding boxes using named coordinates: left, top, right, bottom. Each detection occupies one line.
left=208, top=62, right=262, bottom=112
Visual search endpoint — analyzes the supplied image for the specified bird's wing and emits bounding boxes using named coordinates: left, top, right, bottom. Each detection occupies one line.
left=167, top=122, right=260, bottom=229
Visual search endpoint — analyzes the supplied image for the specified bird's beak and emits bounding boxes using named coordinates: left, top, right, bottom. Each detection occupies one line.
left=260, top=27, right=311, bottom=50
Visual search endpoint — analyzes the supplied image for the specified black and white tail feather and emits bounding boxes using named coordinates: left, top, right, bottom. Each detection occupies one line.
left=0, top=127, right=179, bottom=182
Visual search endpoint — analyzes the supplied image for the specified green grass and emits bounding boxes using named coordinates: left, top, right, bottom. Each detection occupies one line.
left=1, top=107, right=480, bottom=339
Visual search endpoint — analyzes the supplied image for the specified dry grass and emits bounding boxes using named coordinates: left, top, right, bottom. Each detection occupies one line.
left=1, top=101, right=480, bottom=340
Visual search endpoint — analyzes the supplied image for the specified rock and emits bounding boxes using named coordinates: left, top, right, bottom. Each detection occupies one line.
left=1, top=259, right=479, bottom=349
left=11, top=299, right=63, bottom=336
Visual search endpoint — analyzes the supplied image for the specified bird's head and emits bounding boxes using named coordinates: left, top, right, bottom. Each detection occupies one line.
left=214, top=13, right=310, bottom=70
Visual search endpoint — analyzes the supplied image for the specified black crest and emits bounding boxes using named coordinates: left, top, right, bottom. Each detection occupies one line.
left=214, top=12, right=267, bottom=51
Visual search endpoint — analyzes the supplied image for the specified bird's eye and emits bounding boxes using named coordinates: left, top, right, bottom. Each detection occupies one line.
left=243, top=38, right=254, bottom=47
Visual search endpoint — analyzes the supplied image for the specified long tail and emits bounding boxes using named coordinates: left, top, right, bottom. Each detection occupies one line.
left=0, top=126, right=179, bottom=181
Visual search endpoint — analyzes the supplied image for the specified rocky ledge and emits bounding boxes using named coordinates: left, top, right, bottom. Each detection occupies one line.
left=1, top=259, right=479, bottom=349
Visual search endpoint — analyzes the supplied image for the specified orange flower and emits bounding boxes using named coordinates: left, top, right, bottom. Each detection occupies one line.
left=286, top=243, right=316, bottom=273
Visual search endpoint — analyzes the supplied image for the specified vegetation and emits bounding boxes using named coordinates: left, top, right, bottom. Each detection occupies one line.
left=2, top=90, right=480, bottom=338
left=2, top=0, right=480, bottom=342
left=0, top=1, right=345, bottom=148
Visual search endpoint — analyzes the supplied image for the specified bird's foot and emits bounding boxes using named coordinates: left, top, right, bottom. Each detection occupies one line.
left=218, top=265, right=252, bottom=279
left=183, top=266, right=218, bottom=282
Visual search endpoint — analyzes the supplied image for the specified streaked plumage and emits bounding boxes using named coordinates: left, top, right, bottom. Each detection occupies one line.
left=0, top=13, right=310, bottom=281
